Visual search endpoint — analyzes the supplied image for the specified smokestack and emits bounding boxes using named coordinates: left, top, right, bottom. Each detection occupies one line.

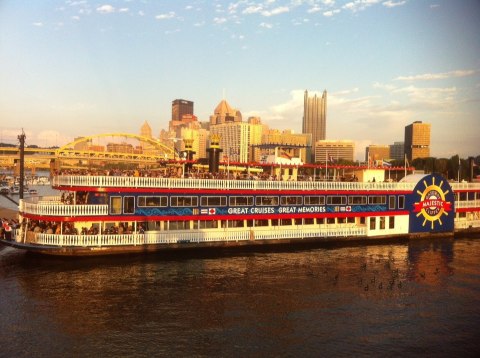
left=206, top=134, right=222, bottom=174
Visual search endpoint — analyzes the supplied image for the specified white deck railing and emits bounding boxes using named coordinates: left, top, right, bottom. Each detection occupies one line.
left=455, top=200, right=480, bottom=209
left=29, top=226, right=368, bottom=247
left=53, top=175, right=420, bottom=192
left=20, top=200, right=108, bottom=216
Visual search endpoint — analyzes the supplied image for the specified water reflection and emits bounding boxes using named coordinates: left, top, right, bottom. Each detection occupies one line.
left=1, top=238, right=479, bottom=357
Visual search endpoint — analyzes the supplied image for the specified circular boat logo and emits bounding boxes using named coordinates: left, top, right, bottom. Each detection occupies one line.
left=413, top=176, right=452, bottom=230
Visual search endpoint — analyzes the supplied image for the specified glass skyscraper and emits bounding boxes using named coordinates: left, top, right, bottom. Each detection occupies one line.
left=303, top=89, right=327, bottom=162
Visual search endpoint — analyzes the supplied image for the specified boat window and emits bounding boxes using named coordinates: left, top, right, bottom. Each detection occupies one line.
left=389, top=216, right=395, bottom=229
left=347, top=217, right=355, bottom=224
left=338, top=217, right=346, bottom=224
left=280, top=219, right=292, bottom=225
left=380, top=217, right=386, bottom=230
left=123, top=196, right=135, bottom=214
left=369, top=218, right=376, bottom=230
left=305, top=196, right=325, bottom=205
left=317, top=218, right=325, bottom=225
left=389, top=196, right=396, bottom=209
left=280, top=196, right=303, bottom=206
left=327, top=196, right=346, bottom=205
left=138, top=196, right=168, bottom=207
left=327, top=218, right=335, bottom=224
left=398, top=195, right=405, bottom=209
left=197, top=220, right=218, bottom=229
left=110, top=196, right=122, bottom=215
left=255, top=196, right=279, bottom=206
left=229, top=196, right=253, bottom=206
left=348, top=196, right=367, bottom=205
left=254, top=219, right=269, bottom=227
left=271, top=219, right=279, bottom=226
left=368, top=196, right=386, bottom=205
left=168, top=221, right=190, bottom=230
left=171, top=196, right=198, bottom=207
left=304, top=218, right=314, bottom=225
left=229, top=220, right=244, bottom=228
left=201, top=196, right=227, bottom=207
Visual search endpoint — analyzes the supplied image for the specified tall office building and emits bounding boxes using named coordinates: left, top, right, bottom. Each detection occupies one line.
left=365, top=144, right=390, bottom=163
left=404, top=121, right=431, bottom=162
left=315, top=140, right=354, bottom=163
left=303, top=90, right=327, bottom=162
left=209, top=99, right=242, bottom=125
left=389, top=141, right=405, bottom=161
left=172, top=99, right=194, bottom=121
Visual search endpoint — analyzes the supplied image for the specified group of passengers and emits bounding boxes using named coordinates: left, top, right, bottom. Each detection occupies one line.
left=1, top=218, right=18, bottom=241
left=60, top=192, right=88, bottom=205
left=22, top=220, right=145, bottom=237
left=55, top=168, right=368, bottom=182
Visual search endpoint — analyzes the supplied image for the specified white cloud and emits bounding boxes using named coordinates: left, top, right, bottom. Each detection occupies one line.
left=96, top=4, right=115, bottom=14
left=394, top=70, right=477, bottom=81
left=323, top=9, right=340, bottom=17
left=71, top=15, right=80, bottom=21
left=243, top=6, right=263, bottom=14
left=213, top=17, right=227, bottom=24
left=308, top=6, right=321, bottom=13
left=383, top=0, right=406, bottom=8
left=138, top=10, right=145, bottom=16
left=259, top=22, right=273, bottom=29
left=343, top=0, right=381, bottom=13
left=262, top=6, right=290, bottom=17
left=156, top=12, right=175, bottom=20
left=118, top=8, right=129, bottom=13
left=32, top=22, right=43, bottom=27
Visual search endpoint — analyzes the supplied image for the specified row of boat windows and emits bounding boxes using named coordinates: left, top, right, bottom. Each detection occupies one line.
left=113, top=195, right=405, bottom=212
left=142, top=216, right=396, bottom=230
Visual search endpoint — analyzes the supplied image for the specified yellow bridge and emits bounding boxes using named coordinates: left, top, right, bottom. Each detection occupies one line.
left=0, top=133, right=175, bottom=170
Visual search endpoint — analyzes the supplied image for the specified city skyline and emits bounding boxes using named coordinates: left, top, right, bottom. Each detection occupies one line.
left=1, top=0, right=479, bottom=161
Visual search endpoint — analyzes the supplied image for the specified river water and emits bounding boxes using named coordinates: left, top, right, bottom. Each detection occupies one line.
left=1, top=237, right=480, bottom=357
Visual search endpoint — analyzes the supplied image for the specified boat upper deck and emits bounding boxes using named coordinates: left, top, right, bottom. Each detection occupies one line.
left=52, top=174, right=480, bottom=192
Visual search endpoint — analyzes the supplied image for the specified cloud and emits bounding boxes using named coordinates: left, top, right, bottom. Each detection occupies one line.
left=308, top=6, right=322, bottom=13
left=32, top=22, right=43, bottom=27
left=96, top=4, right=115, bottom=14
left=343, top=0, right=381, bottom=13
left=243, top=5, right=263, bottom=14
left=156, top=12, right=175, bottom=20
left=324, top=9, right=341, bottom=17
left=262, top=6, right=290, bottom=17
left=118, top=8, right=129, bottom=13
left=259, top=22, right=273, bottom=29
left=394, top=70, right=477, bottom=81
left=382, top=0, right=406, bottom=7
left=213, top=17, right=227, bottom=24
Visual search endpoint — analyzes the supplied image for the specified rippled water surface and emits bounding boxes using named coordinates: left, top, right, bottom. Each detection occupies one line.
left=1, top=238, right=480, bottom=357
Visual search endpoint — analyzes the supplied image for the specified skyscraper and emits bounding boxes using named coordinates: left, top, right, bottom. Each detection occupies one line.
left=303, top=90, right=327, bottom=162
left=404, top=121, right=431, bottom=162
left=172, top=99, right=194, bottom=121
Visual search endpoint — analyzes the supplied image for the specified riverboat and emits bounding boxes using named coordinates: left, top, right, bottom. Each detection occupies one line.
left=1, top=167, right=480, bottom=256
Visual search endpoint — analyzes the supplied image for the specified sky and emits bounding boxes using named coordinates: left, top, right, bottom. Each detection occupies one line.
left=0, top=0, right=479, bottom=160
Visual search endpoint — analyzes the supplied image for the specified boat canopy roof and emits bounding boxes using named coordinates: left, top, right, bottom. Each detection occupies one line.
left=399, top=173, right=428, bottom=183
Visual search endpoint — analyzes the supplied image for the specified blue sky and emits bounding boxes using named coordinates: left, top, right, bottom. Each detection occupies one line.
left=1, top=0, right=479, bottom=160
